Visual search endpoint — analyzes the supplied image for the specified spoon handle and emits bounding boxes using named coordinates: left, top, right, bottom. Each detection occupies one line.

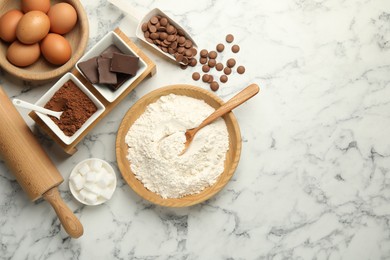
left=12, top=99, right=61, bottom=118
left=197, top=84, right=260, bottom=131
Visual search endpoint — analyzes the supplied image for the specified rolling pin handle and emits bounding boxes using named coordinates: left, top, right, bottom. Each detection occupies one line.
left=43, top=187, right=84, bottom=238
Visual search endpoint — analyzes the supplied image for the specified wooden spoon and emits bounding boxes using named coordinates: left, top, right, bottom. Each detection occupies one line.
left=181, top=83, right=260, bottom=155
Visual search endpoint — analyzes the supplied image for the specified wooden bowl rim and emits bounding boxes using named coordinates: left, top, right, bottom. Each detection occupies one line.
left=116, top=84, right=242, bottom=207
left=0, top=0, right=89, bottom=81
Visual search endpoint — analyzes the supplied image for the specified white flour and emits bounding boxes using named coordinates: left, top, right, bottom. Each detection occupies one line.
left=125, top=94, right=229, bottom=199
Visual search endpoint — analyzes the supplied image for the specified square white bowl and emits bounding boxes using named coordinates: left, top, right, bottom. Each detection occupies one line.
left=76, top=31, right=147, bottom=102
left=35, top=72, right=105, bottom=145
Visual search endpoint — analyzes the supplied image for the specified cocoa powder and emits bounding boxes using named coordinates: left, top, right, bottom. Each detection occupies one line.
left=45, top=80, right=97, bottom=136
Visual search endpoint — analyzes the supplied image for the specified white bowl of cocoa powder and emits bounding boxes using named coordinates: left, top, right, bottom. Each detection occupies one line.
left=34, top=72, right=105, bottom=145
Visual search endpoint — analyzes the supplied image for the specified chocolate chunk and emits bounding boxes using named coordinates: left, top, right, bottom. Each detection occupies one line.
left=109, top=73, right=131, bottom=91
left=78, top=57, right=99, bottom=84
left=110, top=53, right=139, bottom=76
left=98, top=57, right=117, bottom=84
left=100, top=45, right=122, bottom=59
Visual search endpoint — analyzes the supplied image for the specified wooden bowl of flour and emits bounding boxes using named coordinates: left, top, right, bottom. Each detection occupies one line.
left=116, top=84, right=242, bottom=207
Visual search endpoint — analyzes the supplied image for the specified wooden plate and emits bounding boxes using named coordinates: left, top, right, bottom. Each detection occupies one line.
left=0, top=0, right=89, bottom=82
left=116, top=85, right=242, bottom=207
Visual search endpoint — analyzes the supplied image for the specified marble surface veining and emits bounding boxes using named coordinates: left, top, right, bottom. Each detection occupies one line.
left=1, top=0, right=390, bottom=259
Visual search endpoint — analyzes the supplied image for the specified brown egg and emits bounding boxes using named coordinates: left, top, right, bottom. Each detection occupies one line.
left=41, top=33, right=72, bottom=65
left=48, top=3, right=78, bottom=35
left=21, top=0, right=51, bottom=13
left=7, top=41, right=41, bottom=67
left=0, top=9, right=24, bottom=42
left=16, top=11, right=50, bottom=44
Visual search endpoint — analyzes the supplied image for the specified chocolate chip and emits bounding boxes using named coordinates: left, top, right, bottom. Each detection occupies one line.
left=226, top=58, right=236, bottom=68
left=216, top=43, right=225, bottom=52
left=160, top=17, right=168, bottom=26
left=209, top=75, right=214, bottom=83
left=180, top=64, right=188, bottom=70
left=232, top=44, right=240, bottom=53
left=226, top=34, right=234, bottom=43
left=208, top=59, right=216, bottom=68
left=202, top=74, right=210, bottom=82
left=202, top=65, right=210, bottom=72
left=141, top=23, right=148, bottom=32
left=210, top=81, right=219, bottom=91
left=237, top=65, right=245, bottom=74
left=224, top=67, right=232, bottom=75
left=192, top=72, right=200, bottom=80
left=208, top=51, right=217, bottom=59
left=220, top=75, right=228, bottom=83
left=199, top=57, right=208, bottom=64
left=150, top=16, right=159, bottom=24
left=189, top=58, right=197, bottom=67
left=200, top=49, right=208, bottom=58
left=175, top=53, right=184, bottom=62
left=215, top=63, right=224, bottom=71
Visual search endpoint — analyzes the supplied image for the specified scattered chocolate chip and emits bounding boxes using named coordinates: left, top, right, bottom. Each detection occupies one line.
left=215, top=63, right=224, bottom=71
left=180, top=64, right=188, bottom=70
left=199, top=57, right=208, bottom=64
left=237, top=65, right=245, bottom=74
left=202, top=74, right=210, bottom=82
left=192, top=72, right=200, bottom=80
left=226, top=34, right=234, bottom=43
left=224, top=67, right=232, bottom=75
left=208, top=51, right=217, bottom=59
left=208, top=75, right=214, bottom=83
left=200, top=49, right=208, bottom=57
left=202, top=65, right=210, bottom=72
left=216, top=43, right=224, bottom=52
left=226, top=58, right=236, bottom=68
left=208, top=59, right=216, bottom=68
left=220, top=75, right=228, bottom=83
left=210, top=81, right=219, bottom=91
left=232, top=44, right=240, bottom=53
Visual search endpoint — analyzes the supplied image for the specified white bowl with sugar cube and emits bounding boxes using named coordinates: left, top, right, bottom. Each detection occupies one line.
left=69, top=158, right=117, bottom=205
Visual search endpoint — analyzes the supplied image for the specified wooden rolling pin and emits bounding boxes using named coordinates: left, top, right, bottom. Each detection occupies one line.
left=0, top=86, right=83, bottom=238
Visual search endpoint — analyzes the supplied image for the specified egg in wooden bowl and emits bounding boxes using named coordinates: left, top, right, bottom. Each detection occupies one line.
left=0, top=0, right=89, bottom=82
left=116, top=85, right=242, bottom=207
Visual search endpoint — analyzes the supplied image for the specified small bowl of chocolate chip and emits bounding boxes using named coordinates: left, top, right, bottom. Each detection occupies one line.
left=76, top=31, right=147, bottom=103
left=34, top=72, right=105, bottom=145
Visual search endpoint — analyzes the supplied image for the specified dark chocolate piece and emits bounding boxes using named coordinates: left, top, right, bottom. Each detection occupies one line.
left=108, top=73, right=131, bottom=91
left=110, top=53, right=139, bottom=76
left=97, top=57, right=117, bottom=84
left=100, top=45, right=123, bottom=59
left=78, top=57, right=99, bottom=84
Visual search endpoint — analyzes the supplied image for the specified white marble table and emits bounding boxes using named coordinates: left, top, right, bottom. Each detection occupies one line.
left=1, top=0, right=390, bottom=259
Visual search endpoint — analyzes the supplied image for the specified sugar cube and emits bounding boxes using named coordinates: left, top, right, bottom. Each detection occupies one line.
left=98, top=172, right=115, bottom=188
left=70, top=173, right=85, bottom=191
left=83, top=190, right=98, bottom=204
left=86, top=171, right=97, bottom=183
left=91, top=160, right=103, bottom=171
left=83, top=183, right=102, bottom=195
left=78, top=164, right=90, bottom=176
left=100, top=187, right=113, bottom=200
